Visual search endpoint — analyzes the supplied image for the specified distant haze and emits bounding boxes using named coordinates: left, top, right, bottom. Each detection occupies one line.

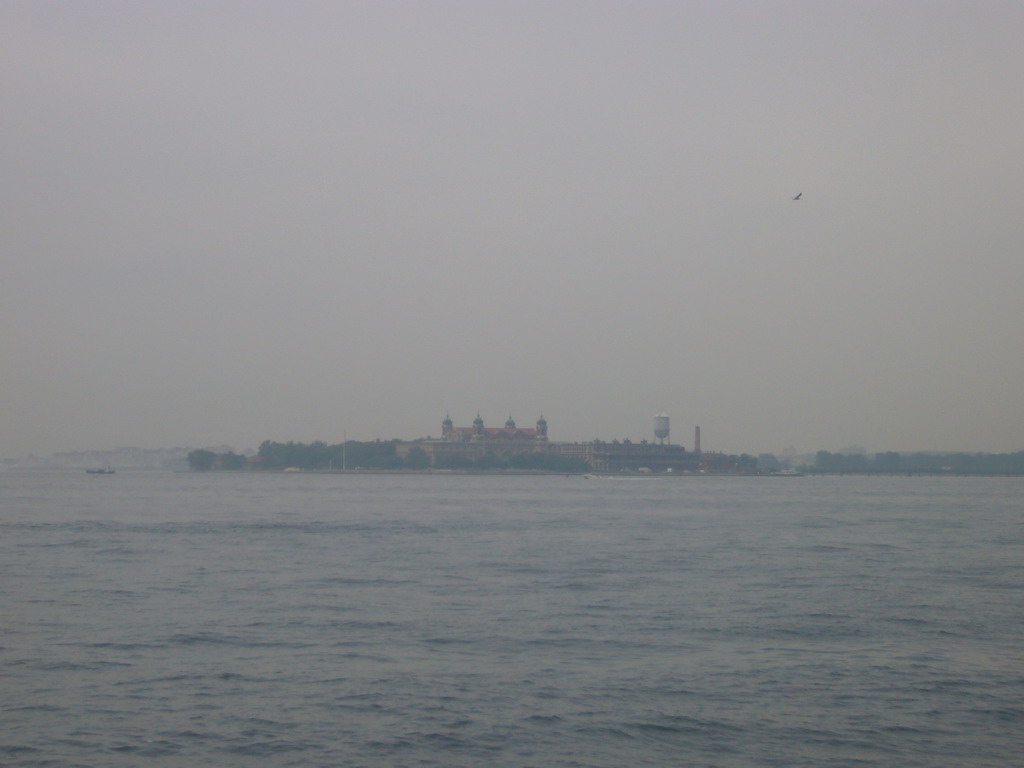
left=3, top=1, right=1023, bottom=457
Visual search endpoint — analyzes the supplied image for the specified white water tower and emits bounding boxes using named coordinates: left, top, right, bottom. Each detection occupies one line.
left=654, top=412, right=670, bottom=444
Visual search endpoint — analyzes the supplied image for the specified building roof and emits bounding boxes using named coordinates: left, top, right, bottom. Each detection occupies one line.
left=450, top=426, right=540, bottom=439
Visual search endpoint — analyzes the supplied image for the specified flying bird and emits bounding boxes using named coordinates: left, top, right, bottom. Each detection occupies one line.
left=792, top=192, right=802, bottom=200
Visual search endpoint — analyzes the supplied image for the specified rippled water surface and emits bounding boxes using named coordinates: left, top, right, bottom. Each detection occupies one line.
left=2, top=471, right=1022, bottom=766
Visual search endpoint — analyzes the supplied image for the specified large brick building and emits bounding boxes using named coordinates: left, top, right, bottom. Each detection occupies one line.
left=395, top=413, right=549, bottom=465
left=396, top=414, right=726, bottom=473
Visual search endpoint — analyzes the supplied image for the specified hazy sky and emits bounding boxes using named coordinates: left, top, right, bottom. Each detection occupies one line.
left=3, top=1, right=1023, bottom=457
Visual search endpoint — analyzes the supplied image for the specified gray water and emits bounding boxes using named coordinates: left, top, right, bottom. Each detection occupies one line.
left=1, top=471, right=1021, bottom=767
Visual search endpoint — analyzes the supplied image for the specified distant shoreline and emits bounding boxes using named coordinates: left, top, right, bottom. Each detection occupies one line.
left=7, top=466, right=1022, bottom=478
left=172, top=469, right=1024, bottom=478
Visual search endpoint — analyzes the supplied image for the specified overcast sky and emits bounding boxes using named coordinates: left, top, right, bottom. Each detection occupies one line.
left=3, top=1, right=1023, bottom=457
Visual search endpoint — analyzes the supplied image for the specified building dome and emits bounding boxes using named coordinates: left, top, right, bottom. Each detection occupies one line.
left=505, top=414, right=516, bottom=429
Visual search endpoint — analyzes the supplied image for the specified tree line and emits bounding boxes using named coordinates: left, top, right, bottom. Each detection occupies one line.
left=188, top=441, right=592, bottom=473
left=187, top=443, right=1024, bottom=475
left=428, top=450, right=590, bottom=473
left=807, top=450, right=1024, bottom=475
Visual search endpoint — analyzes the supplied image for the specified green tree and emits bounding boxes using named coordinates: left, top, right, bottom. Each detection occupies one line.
left=219, top=451, right=247, bottom=471
left=187, top=449, right=216, bottom=471
left=476, top=452, right=508, bottom=470
left=736, top=453, right=758, bottom=471
left=508, top=451, right=590, bottom=473
left=874, top=452, right=902, bottom=473
left=434, top=453, right=474, bottom=469
left=404, top=447, right=430, bottom=469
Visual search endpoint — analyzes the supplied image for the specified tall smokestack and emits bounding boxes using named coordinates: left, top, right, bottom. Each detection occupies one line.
left=694, top=426, right=701, bottom=453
